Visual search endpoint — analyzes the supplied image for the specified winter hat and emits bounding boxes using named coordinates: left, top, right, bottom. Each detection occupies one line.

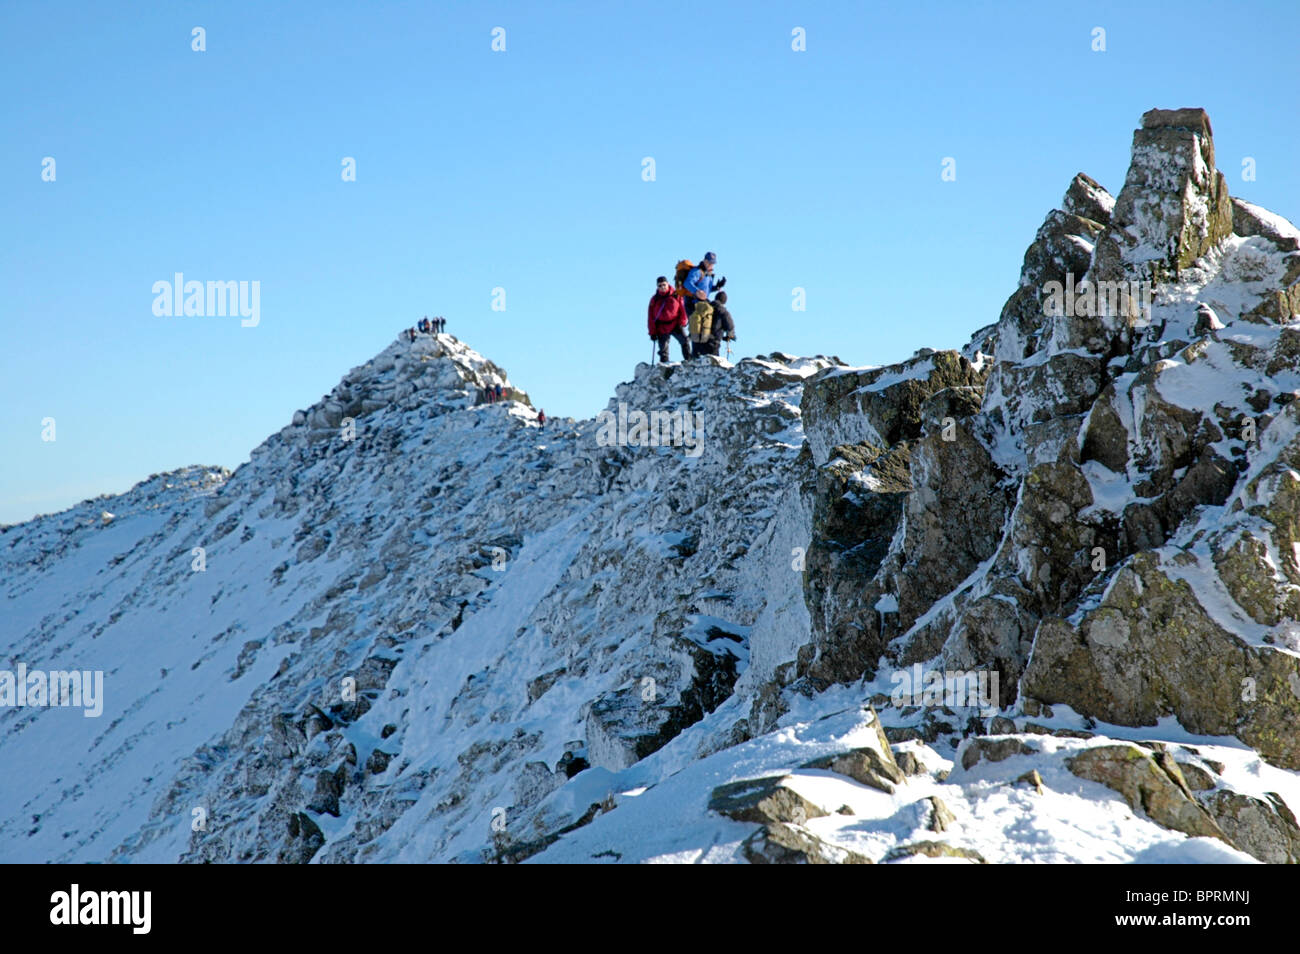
left=656, top=275, right=668, bottom=284
left=714, top=290, right=727, bottom=304
left=703, top=252, right=717, bottom=264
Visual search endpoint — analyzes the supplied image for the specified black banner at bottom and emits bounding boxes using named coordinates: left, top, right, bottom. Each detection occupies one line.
left=0, top=862, right=1273, bottom=941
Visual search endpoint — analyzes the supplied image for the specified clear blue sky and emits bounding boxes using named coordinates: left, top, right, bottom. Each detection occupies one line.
left=3, top=0, right=1298, bottom=525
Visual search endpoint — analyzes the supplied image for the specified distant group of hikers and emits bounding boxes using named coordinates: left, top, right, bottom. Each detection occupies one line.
left=478, top=381, right=546, bottom=427
left=396, top=258, right=734, bottom=422
left=406, top=316, right=445, bottom=340
left=400, top=315, right=549, bottom=428
left=647, top=251, right=736, bottom=364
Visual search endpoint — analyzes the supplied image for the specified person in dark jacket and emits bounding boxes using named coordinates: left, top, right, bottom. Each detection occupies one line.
left=495, top=383, right=504, bottom=402
left=537, top=409, right=547, bottom=428
left=648, top=276, right=690, bottom=363
left=701, top=290, right=736, bottom=356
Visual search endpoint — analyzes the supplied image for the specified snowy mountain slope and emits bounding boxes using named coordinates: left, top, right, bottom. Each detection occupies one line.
left=1, top=334, right=833, bottom=862
left=7, top=106, right=1300, bottom=864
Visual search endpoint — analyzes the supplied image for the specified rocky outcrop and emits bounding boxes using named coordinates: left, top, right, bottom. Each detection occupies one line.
left=1066, top=744, right=1228, bottom=843
left=710, top=775, right=882, bottom=864
left=1093, top=108, right=1233, bottom=286
left=798, top=351, right=994, bottom=686
left=924, top=796, right=956, bottom=832
left=742, top=822, right=873, bottom=864
left=1022, top=552, right=1300, bottom=770
left=1202, top=790, right=1300, bottom=864
left=800, top=351, right=987, bottom=464
left=794, top=107, right=1300, bottom=791
left=709, top=776, right=827, bottom=826
left=1058, top=743, right=1300, bottom=863
left=799, top=707, right=906, bottom=792
left=883, top=840, right=986, bottom=863
left=960, top=736, right=1037, bottom=771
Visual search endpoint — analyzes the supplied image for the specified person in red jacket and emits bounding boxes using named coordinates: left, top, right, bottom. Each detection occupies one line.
left=647, top=276, right=690, bottom=363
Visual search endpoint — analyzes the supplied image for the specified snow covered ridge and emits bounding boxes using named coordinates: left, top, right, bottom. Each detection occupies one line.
left=8, top=107, right=1300, bottom=864
left=0, top=333, right=842, bottom=862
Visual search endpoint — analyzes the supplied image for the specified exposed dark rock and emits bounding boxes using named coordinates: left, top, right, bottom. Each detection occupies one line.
left=708, top=776, right=827, bottom=826
left=742, top=822, right=872, bottom=864
left=883, top=840, right=986, bottom=863
left=1066, top=744, right=1227, bottom=843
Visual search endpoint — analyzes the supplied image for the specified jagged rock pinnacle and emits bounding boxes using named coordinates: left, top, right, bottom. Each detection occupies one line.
left=1093, top=106, right=1233, bottom=286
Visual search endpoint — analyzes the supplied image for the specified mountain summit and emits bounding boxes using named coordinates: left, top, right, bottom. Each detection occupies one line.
left=6, top=109, right=1300, bottom=864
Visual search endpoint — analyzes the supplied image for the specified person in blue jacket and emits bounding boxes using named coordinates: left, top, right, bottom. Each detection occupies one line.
left=682, top=252, right=718, bottom=308
left=683, top=252, right=726, bottom=358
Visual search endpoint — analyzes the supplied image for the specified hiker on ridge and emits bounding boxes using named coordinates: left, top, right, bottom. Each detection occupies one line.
left=682, top=252, right=722, bottom=309
left=648, top=275, right=691, bottom=363
left=683, top=253, right=726, bottom=358
left=700, top=290, right=736, bottom=357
